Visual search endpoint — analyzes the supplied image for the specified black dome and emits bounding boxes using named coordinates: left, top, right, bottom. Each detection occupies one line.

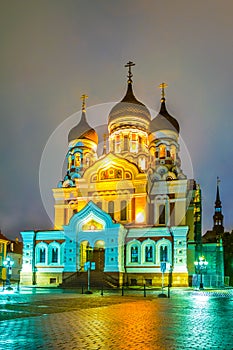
left=68, top=111, right=98, bottom=144
left=150, top=98, right=179, bottom=133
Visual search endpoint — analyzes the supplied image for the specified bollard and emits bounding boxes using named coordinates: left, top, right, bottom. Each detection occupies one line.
left=101, top=284, right=103, bottom=296
left=144, top=284, right=146, bottom=297
left=122, top=286, right=124, bottom=296
left=168, top=285, right=170, bottom=298
left=17, top=280, right=20, bottom=292
left=81, top=285, right=84, bottom=294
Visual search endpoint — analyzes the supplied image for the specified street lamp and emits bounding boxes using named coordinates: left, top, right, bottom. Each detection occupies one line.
left=194, top=256, right=208, bottom=289
left=85, top=246, right=93, bottom=294
left=3, top=256, right=14, bottom=290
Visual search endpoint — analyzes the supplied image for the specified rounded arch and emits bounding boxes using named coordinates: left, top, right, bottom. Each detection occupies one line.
left=127, top=239, right=141, bottom=265
left=48, top=241, right=61, bottom=265
left=35, top=242, right=48, bottom=265
left=141, top=239, right=156, bottom=264
left=156, top=238, right=172, bottom=265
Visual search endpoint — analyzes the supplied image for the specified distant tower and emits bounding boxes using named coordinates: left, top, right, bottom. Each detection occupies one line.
left=213, top=177, right=224, bottom=241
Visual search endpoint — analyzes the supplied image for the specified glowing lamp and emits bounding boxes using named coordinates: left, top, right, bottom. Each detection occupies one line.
left=136, top=211, right=145, bottom=223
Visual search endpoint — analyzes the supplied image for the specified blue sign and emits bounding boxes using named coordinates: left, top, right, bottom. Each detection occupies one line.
left=160, top=262, right=166, bottom=273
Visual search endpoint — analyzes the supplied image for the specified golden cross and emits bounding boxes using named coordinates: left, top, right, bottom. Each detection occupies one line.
left=124, top=61, right=135, bottom=82
left=159, top=82, right=168, bottom=99
left=80, top=94, right=88, bottom=111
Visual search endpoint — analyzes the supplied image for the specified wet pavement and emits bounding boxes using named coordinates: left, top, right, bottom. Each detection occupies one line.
left=0, top=287, right=233, bottom=349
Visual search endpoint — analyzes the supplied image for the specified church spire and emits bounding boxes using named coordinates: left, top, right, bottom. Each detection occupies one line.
left=215, top=176, right=222, bottom=209
left=213, top=177, right=224, bottom=238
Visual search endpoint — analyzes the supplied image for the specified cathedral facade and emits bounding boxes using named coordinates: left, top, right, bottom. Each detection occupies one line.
left=20, top=63, right=199, bottom=288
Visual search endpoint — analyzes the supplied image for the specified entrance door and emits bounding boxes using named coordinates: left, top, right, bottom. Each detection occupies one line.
left=93, top=240, right=105, bottom=271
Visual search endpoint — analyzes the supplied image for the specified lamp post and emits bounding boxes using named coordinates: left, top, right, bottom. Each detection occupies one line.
left=3, top=256, right=14, bottom=290
left=85, top=246, right=93, bottom=294
left=194, top=256, right=208, bottom=289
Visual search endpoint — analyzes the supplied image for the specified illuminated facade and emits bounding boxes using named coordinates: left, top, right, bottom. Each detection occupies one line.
left=21, top=63, right=199, bottom=287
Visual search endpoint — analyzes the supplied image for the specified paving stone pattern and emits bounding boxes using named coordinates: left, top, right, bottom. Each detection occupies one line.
left=0, top=290, right=233, bottom=350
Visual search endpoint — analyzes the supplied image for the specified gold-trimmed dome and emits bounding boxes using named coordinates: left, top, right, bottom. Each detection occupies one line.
left=108, top=81, right=151, bottom=133
left=68, top=110, right=98, bottom=144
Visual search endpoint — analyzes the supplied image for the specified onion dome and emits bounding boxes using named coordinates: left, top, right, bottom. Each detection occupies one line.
left=108, top=61, right=151, bottom=133
left=150, top=97, right=179, bottom=133
left=150, top=83, right=179, bottom=134
left=68, top=94, right=98, bottom=144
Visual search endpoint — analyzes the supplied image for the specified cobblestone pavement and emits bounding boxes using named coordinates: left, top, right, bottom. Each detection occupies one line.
left=0, top=288, right=233, bottom=350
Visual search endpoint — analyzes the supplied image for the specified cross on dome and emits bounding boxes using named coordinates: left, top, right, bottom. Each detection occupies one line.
left=159, top=82, right=168, bottom=100
left=81, top=94, right=88, bottom=112
left=124, top=61, right=135, bottom=83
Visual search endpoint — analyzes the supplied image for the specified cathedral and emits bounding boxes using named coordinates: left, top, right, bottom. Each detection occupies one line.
left=20, top=62, right=200, bottom=288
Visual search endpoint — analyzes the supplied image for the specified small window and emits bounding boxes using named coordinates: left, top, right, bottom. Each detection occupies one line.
left=108, top=201, right=114, bottom=220
left=160, top=246, right=168, bottom=262
left=145, top=245, right=153, bottom=262
left=120, top=200, right=127, bottom=221
left=50, top=278, right=56, bottom=284
left=159, top=205, right=166, bottom=225
left=131, top=246, right=139, bottom=263
left=159, top=145, right=166, bottom=158
left=39, top=248, right=46, bottom=263
left=51, top=247, right=58, bottom=263
left=97, top=201, right=102, bottom=210
left=131, top=279, right=137, bottom=286
left=145, top=279, right=152, bottom=286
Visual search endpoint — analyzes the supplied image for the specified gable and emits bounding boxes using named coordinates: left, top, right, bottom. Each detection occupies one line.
left=83, top=152, right=141, bottom=183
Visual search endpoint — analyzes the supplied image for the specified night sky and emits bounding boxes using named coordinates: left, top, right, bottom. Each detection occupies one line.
left=1, top=0, right=233, bottom=240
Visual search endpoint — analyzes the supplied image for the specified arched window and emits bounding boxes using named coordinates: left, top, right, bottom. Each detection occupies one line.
left=120, top=200, right=127, bottom=221
left=108, top=201, right=114, bottom=220
left=160, top=246, right=168, bottom=262
left=139, top=157, right=146, bottom=170
left=124, top=135, right=128, bottom=151
left=97, top=201, right=102, bottom=210
left=115, top=135, right=121, bottom=153
left=131, top=246, right=138, bottom=263
left=48, top=243, right=60, bottom=265
left=170, top=145, right=176, bottom=160
left=159, top=145, right=166, bottom=158
left=130, top=133, right=138, bottom=152
left=74, top=153, right=81, bottom=167
left=39, top=248, right=46, bottom=263
left=36, top=243, right=48, bottom=265
left=145, top=245, right=153, bottom=262
left=51, top=247, right=58, bottom=263
left=159, top=204, right=166, bottom=225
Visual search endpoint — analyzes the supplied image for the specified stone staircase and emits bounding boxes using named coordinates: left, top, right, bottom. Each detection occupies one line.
left=60, top=271, right=119, bottom=289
